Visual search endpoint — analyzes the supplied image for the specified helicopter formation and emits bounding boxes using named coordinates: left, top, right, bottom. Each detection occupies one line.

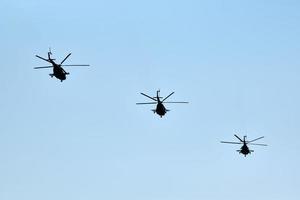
left=34, top=49, right=268, bottom=157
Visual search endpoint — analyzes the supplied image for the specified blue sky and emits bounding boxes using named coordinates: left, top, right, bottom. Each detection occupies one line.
left=1, top=0, right=300, bottom=199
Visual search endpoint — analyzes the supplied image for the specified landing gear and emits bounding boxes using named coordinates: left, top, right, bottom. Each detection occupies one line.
left=49, top=74, right=54, bottom=78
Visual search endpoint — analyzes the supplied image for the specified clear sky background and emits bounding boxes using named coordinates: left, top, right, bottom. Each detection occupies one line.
left=1, top=0, right=300, bottom=200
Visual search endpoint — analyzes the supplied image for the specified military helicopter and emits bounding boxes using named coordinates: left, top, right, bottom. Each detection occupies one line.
left=136, top=90, right=188, bottom=117
left=34, top=49, right=89, bottom=82
left=221, top=134, right=267, bottom=157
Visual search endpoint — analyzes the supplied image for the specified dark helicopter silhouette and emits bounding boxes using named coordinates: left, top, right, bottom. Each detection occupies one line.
left=136, top=90, right=188, bottom=117
left=34, top=49, right=89, bottom=82
left=221, top=134, right=267, bottom=157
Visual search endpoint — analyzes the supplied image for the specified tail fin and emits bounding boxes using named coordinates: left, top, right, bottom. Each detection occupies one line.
left=48, top=48, right=55, bottom=60
left=156, top=90, right=160, bottom=101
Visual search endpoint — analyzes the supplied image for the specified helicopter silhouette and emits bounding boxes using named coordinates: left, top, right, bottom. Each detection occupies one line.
left=34, top=49, right=89, bottom=82
left=136, top=90, right=188, bottom=117
left=221, top=134, right=267, bottom=156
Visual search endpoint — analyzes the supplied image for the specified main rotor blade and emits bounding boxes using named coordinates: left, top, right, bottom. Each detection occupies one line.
left=248, top=136, right=264, bottom=143
left=220, top=141, right=242, bottom=145
left=248, top=143, right=267, bottom=146
left=234, top=134, right=244, bottom=142
left=34, top=66, right=53, bottom=69
left=61, top=64, right=90, bottom=67
left=60, top=53, right=71, bottom=64
left=36, top=55, right=51, bottom=63
left=140, top=93, right=157, bottom=101
left=163, top=101, right=189, bottom=104
left=162, top=92, right=174, bottom=102
left=136, top=102, right=157, bottom=105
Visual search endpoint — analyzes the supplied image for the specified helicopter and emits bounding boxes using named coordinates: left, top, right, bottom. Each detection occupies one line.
left=221, top=134, right=267, bottom=157
left=136, top=90, right=188, bottom=117
left=34, top=49, right=89, bottom=82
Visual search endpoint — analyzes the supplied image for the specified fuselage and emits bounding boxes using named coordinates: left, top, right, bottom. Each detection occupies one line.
left=156, top=102, right=166, bottom=117
left=154, top=91, right=168, bottom=117
left=53, top=65, right=67, bottom=81
left=50, top=60, right=67, bottom=81
left=239, top=143, right=251, bottom=156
